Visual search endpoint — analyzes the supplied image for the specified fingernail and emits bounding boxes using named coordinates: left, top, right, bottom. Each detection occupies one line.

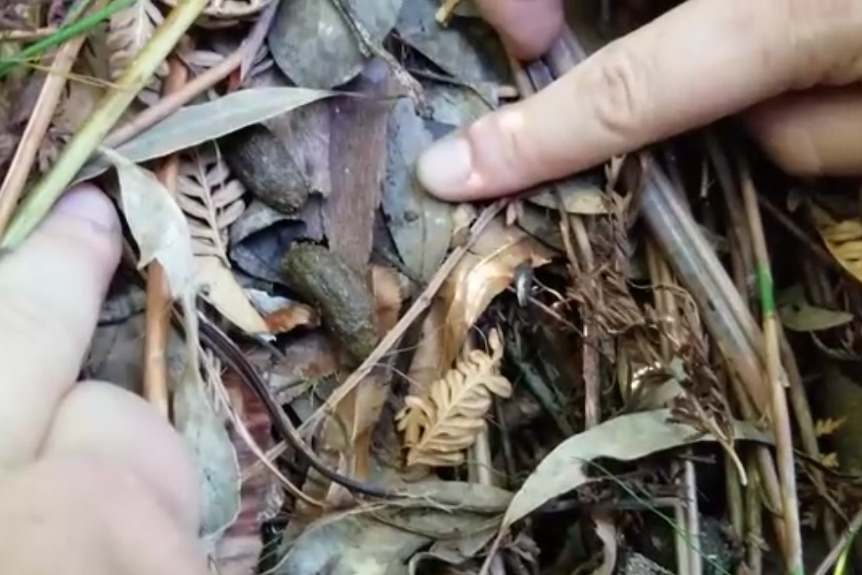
left=417, top=135, right=473, bottom=198
left=54, top=185, right=119, bottom=234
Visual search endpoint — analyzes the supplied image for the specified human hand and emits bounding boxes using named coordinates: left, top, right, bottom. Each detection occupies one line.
left=0, top=184, right=208, bottom=575
left=417, top=0, right=862, bottom=200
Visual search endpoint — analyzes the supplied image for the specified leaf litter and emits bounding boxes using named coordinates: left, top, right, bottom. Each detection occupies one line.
left=8, top=2, right=862, bottom=575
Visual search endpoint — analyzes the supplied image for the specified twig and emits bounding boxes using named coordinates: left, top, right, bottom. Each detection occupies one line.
left=302, top=201, right=504, bottom=430
left=0, top=1, right=107, bottom=238
left=143, top=57, right=187, bottom=417
left=104, top=47, right=241, bottom=149
left=757, top=193, right=844, bottom=273
left=814, top=507, right=862, bottom=575
left=0, top=0, right=209, bottom=249
left=739, top=158, right=803, bottom=573
left=0, top=27, right=57, bottom=42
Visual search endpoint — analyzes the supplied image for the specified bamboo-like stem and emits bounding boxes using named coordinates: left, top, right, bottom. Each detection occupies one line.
left=0, top=0, right=108, bottom=237
left=143, top=57, right=187, bottom=417
left=745, top=453, right=763, bottom=575
left=0, top=0, right=208, bottom=249
left=813, top=507, right=862, bottom=575
left=739, top=159, right=802, bottom=573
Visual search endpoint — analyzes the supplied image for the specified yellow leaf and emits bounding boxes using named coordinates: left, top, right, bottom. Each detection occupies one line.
left=810, top=203, right=862, bottom=284
left=814, top=417, right=846, bottom=437
left=821, top=452, right=840, bottom=469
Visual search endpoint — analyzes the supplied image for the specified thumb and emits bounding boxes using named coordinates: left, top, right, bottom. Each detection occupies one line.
left=417, top=0, right=862, bottom=201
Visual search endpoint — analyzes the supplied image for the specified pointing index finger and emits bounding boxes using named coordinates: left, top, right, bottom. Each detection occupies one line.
left=418, top=0, right=862, bottom=200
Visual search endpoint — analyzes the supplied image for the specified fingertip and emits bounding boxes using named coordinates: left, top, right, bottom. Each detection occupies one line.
left=475, top=0, right=564, bottom=60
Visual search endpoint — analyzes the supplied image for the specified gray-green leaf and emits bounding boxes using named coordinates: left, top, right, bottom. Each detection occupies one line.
left=78, top=88, right=336, bottom=183
left=268, top=0, right=401, bottom=89
left=501, top=409, right=770, bottom=529
left=104, top=148, right=195, bottom=298
left=778, top=285, right=854, bottom=332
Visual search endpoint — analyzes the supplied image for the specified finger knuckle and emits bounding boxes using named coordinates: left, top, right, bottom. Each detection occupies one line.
left=467, top=107, right=547, bottom=184
left=587, top=43, right=651, bottom=140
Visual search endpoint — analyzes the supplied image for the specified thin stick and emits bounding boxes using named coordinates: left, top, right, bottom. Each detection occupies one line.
left=0, top=27, right=58, bottom=43
left=103, top=47, right=242, bottom=148
left=814, top=507, right=862, bottom=575
left=143, top=57, right=187, bottom=417
left=745, top=453, right=763, bottom=575
left=739, top=158, right=802, bottom=573
left=244, top=201, right=505, bottom=481
left=301, top=201, right=504, bottom=433
left=0, top=0, right=208, bottom=249
left=0, top=0, right=108, bottom=238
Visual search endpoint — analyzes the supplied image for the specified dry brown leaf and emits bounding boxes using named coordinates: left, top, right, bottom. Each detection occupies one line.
left=196, top=256, right=269, bottom=336
left=177, top=149, right=247, bottom=263
left=439, top=217, right=552, bottom=370
left=406, top=217, right=550, bottom=394
left=396, top=329, right=512, bottom=467
left=106, top=0, right=167, bottom=84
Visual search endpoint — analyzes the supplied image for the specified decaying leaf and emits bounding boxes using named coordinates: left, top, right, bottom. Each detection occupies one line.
left=810, top=203, right=862, bottom=286
left=268, top=0, right=402, bottom=89
left=177, top=148, right=246, bottom=263
left=396, top=0, right=506, bottom=85
left=174, top=353, right=241, bottom=548
left=325, top=60, right=393, bottom=269
left=106, top=0, right=167, bottom=84
left=79, top=88, right=337, bottom=184
left=499, top=409, right=771, bottom=530
left=105, top=148, right=195, bottom=298
left=383, top=100, right=454, bottom=281
left=396, top=329, right=512, bottom=467
left=777, top=284, right=854, bottom=332
left=245, top=289, right=320, bottom=334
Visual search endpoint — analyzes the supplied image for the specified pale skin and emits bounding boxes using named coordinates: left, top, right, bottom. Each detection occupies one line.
left=3, top=0, right=861, bottom=572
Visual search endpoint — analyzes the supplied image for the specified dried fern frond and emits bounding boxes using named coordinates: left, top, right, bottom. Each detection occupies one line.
left=396, top=329, right=512, bottom=467
left=106, top=0, right=168, bottom=82
left=176, top=147, right=247, bottom=263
